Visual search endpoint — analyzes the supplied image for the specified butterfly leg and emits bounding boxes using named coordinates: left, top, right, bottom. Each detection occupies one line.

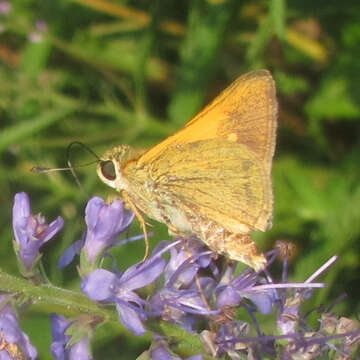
left=121, top=190, right=149, bottom=261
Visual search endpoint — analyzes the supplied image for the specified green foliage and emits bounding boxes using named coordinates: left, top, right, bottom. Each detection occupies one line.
left=1, top=0, right=360, bottom=357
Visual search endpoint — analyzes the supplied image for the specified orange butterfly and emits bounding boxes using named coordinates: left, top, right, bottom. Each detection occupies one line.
left=97, top=70, right=277, bottom=271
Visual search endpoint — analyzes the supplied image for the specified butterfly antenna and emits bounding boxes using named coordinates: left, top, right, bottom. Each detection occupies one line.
left=66, top=142, right=101, bottom=192
left=32, top=142, right=101, bottom=192
left=66, top=141, right=101, bottom=162
left=31, top=160, right=99, bottom=174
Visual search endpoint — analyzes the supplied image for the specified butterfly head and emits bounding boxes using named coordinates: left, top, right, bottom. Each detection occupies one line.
left=97, top=145, right=138, bottom=191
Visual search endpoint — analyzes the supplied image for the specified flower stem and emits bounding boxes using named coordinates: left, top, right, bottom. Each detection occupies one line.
left=0, top=268, right=114, bottom=320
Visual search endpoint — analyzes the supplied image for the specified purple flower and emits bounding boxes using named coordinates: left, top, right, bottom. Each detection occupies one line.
left=81, top=249, right=166, bottom=335
left=58, top=197, right=134, bottom=270
left=215, top=266, right=276, bottom=315
left=151, top=281, right=215, bottom=332
left=12, top=192, right=64, bottom=272
left=82, top=196, right=134, bottom=264
left=150, top=239, right=217, bottom=331
left=50, top=314, right=93, bottom=360
left=164, top=238, right=213, bottom=289
left=165, top=244, right=199, bottom=288
left=0, top=295, right=37, bottom=359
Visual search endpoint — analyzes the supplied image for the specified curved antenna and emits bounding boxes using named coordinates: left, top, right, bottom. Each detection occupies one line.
left=66, top=141, right=100, bottom=162
left=32, top=142, right=101, bottom=193
left=66, top=142, right=101, bottom=189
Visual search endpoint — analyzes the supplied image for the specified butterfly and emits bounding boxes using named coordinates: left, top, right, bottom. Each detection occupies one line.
left=97, top=70, right=277, bottom=270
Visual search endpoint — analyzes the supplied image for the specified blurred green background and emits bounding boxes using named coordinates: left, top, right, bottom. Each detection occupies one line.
left=1, top=0, right=360, bottom=358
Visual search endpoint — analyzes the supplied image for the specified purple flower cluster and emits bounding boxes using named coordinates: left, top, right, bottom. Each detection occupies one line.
left=75, top=196, right=360, bottom=358
left=5, top=192, right=360, bottom=359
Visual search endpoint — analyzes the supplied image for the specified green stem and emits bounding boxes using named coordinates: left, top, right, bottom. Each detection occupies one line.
left=0, top=268, right=113, bottom=320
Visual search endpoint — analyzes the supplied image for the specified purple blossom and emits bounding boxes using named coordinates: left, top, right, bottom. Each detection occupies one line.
left=164, top=238, right=213, bottom=289
left=58, top=197, right=134, bottom=270
left=150, top=240, right=217, bottom=331
left=165, top=244, right=199, bottom=288
left=58, top=235, right=85, bottom=268
left=81, top=247, right=166, bottom=335
left=0, top=295, right=37, bottom=359
left=50, top=314, right=93, bottom=360
left=12, top=192, right=64, bottom=272
left=82, top=196, right=134, bottom=263
left=215, top=265, right=277, bottom=315
left=151, top=280, right=216, bottom=332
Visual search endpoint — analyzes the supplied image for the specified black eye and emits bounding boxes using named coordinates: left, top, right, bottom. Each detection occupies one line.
left=100, top=160, right=116, bottom=180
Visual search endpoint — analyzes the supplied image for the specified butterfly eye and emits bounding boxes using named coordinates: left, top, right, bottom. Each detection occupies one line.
left=100, top=160, right=116, bottom=181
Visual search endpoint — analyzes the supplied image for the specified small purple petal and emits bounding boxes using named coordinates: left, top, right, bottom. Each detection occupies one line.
left=151, top=345, right=174, bottom=360
left=39, top=216, right=65, bottom=243
left=81, top=269, right=117, bottom=301
left=120, top=256, right=166, bottom=290
left=243, top=291, right=275, bottom=315
left=50, top=314, right=70, bottom=360
left=116, top=302, right=146, bottom=336
left=68, top=336, right=93, bottom=360
left=12, top=192, right=31, bottom=230
left=50, top=314, right=93, bottom=360
left=85, top=197, right=105, bottom=230
left=216, top=287, right=241, bottom=308
left=58, top=239, right=84, bottom=268
left=165, top=247, right=199, bottom=287
left=51, top=314, right=69, bottom=342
